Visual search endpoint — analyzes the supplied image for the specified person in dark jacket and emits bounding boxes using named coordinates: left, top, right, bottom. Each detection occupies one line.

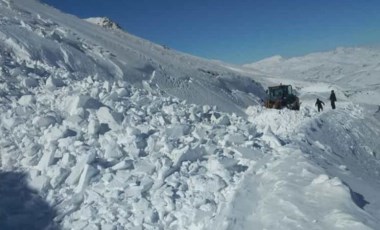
left=329, top=90, right=337, bottom=109
left=315, top=98, right=325, bottom=112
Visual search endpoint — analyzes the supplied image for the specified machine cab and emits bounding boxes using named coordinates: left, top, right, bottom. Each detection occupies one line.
left=267, top=85, right=293, bottom=100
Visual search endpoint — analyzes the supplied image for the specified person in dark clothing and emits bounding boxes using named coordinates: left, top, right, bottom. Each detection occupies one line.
left=315, top=98, right=325, bottom=112
left=329, top=90, right=337, bottom=109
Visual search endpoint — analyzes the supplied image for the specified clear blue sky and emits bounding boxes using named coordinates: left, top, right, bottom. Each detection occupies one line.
left=42, top=0, right=380, bottom=64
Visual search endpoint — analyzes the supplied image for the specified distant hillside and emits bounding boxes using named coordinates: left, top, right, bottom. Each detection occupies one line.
left=244, top=47, right=380, bottom=105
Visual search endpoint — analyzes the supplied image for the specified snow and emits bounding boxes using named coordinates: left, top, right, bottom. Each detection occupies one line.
left=1, top=0, right=380, bottom=229
left=85, top=17, right=122, bottom=30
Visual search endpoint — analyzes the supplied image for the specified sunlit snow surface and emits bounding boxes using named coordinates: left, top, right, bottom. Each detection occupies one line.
left=1, top=0, right=380, bottom=229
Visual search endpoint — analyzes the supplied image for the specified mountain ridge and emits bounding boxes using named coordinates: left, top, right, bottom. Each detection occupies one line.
left=85, top=17, right=122, bottom=30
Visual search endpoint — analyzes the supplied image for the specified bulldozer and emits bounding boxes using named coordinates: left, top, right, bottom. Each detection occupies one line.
left=264, top=84, right=300, bottom=110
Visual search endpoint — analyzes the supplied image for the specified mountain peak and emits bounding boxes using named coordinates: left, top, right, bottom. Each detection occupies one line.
left=243, top=55, right=284, bottom=69
left=84, top=17, right=122, bottom=30
left=257, top=55, right=284, bottom=64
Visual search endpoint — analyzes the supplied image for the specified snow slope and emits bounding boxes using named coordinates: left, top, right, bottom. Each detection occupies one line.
left=1, top=0, right=265, bottom=117
left=1, top=0, right=380, bottom=229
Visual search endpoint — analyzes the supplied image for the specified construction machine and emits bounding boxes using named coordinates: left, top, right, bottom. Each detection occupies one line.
left=264, top=84, right=300, bottom=110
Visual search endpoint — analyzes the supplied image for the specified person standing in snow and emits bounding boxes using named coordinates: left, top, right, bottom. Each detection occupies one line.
left=315, top=98, right=325, bottom=112
left=329, top=90, right=337, bottom=109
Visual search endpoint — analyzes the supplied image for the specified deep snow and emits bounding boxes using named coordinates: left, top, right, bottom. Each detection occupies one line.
left=1, top=0, right=380, bottom=229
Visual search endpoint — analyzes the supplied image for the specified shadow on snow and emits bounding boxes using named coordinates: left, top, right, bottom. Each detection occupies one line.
left=0, top=171, right=59, bottom=230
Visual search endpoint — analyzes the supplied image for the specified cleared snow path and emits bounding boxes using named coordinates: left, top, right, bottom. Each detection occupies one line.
left=297, top=105, right=380, bottom=220
left=212, top=103, right=380, bottom=229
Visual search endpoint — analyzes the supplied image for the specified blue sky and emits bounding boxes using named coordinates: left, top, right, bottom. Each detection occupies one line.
left=43, top=0, right=380, bottom=64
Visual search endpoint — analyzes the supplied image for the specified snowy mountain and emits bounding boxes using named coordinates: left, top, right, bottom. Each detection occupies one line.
left=247, top=54, right=285, bottom=67
left=85, top=17, right=122, bottom=30
left=244, top=47, right=380, bottom=105
left=1, top=0, right=265, bottom=117
left=1, top=0, right=380, bottom=229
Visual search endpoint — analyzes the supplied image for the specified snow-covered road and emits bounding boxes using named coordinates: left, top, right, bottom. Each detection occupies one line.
left=217, top=103, right=380, bottom=230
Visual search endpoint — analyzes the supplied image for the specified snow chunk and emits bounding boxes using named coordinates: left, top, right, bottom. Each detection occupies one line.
left=311, top=174, right=330, bottom=184
left=100, top=135, right=125, bottom=160
left=44, top=126, right=66, bottom=142
left=171, top=146, right=206, bottom=166
left=262, top=125, right=283, bottom=147
left=37, top=149, right=56, bottom=170
left=339, top=165, right=348, bottom=171
left=50, top=166, right=70, bottom=188
left=22, top=77, right=39, bottom=88
left=29, top=174, right=50, bottom=192
left=189, top=174, right=227, bottom=192
left=96, top=107, right=123, bottom=130
left=212, top=114, right=230, bottom=126
left=134, top=160, right=155, bottom=175
left=165, top=124, right=191, bottom=138
left=65, top=95, right=102, bottom=115
left=87, top=115, right=100, bottom=135
left=62, top=152, right=75, bottom=167
left=223, top=133, right=247, bottom=145
left=111, top=160, right=133, bottom=170
left=75, top=164, right=98, bottom=193
left=203, top=105, right=211, bottom=113
left=46, top=75, right=65, bottom=89
left=32, top=115, right=57, bottom=127
left=24, top=143, right=40, bottom=157
left=66, top=152, right=97, bottom=185
left=18, top=95, right=36, bottom=106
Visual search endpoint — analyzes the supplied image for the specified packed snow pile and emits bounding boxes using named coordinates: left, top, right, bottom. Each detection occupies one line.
left=0, top=70, right=259, bottom=229
left=1, top=0, right=380, bottom=229
left=85, top=17, right=122, bottom=30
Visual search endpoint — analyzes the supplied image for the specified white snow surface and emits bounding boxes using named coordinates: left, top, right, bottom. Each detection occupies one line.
left=1, top=0, right=380, bottom=230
